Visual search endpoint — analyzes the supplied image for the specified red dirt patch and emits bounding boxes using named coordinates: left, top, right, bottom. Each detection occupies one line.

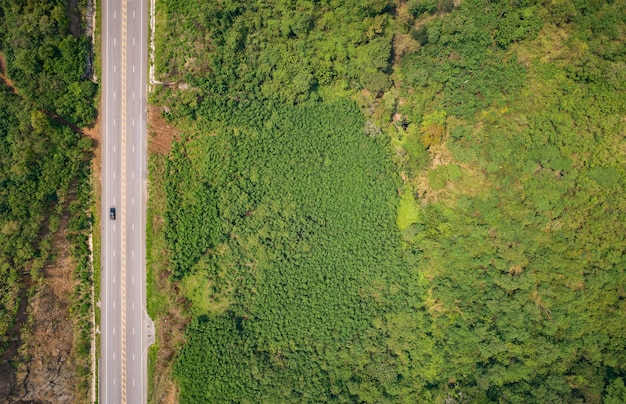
left=148, top=105, right=178, bottom=155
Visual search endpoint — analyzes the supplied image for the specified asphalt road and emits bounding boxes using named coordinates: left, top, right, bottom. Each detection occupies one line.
left=101, top=0, right=153, bottom=403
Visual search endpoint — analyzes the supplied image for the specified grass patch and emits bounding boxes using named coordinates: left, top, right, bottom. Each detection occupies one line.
left=396, top=188, right=420, bottom=231
left=146, top=154, right=171, bottom=318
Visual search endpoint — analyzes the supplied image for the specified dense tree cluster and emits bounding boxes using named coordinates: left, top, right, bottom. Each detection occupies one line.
left=155, top=0, right=395, bottom=105
left=168, top=101, right=412, bottom=401
left=393, top=0, right=626, bottom=401
left=0, top=0, right=97, bottom=127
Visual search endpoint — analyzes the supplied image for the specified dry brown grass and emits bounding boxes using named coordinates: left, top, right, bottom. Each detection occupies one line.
left=392, top=33, right=420, bottom=62
left=412, top=140, right=490, bottom=205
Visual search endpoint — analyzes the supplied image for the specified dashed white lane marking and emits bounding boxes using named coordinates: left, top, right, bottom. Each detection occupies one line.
left=132, top=197, right=134, bottom=205
left=113, top=275, right=116, bottom=283
left=113, top=223, right=116, bottom=231
left=133, top=65, right=135, bottom=73
left=113, top=327, right=116, bottom=336
left=132, top=275, right=135, bottom=284
left=132, top=171, right=134, bottom=179
left=133, top=37, right=135, bottom=46
left=113, top=249, right=116, bottom=258
left=132, top=92, right=135, bottom=99
left=131, top=250, right=134, bottom=258
left=113, top=118, right=116, bottom=127
left=113, top=301, right=116, bottom=309
left=132, top=301, right=135, bottom=310
left=113, top=64, right=116, bottom=72
left=132, top=145, right=135, bottom=153
left=132, top=328, right=135, bottom=335
left=114, top=91, right=116, bottom=99
left=132, top=118, right=135, bottom=126
left=133, top=10, right=135, bottom=18
left=113, top=171, right=116, bottom=179
left=113, top=10, right=116, bottom=19
left=133, top=353, right=135, bottom=361
left=132, top=223, right=134, bottom=231
left=133, top=379, right=135, bottom=386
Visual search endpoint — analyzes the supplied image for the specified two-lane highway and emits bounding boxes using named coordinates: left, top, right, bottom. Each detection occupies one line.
left=101, top=0, right=152, bottom=403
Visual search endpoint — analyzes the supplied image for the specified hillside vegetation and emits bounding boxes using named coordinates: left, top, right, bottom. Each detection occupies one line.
left=151, top=0, right=625, bottom=402
left=0, top=0, right=96, bottom=400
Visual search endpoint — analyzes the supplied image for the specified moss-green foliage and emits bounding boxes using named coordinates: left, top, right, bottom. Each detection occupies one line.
left=170, top=100, right=412, bottom=401
left=0, top=0, right=97, bottom=127
left=165, top=145, right=221, bottom=277
left=398, top=0, right=533, bottom=120
left=396, top=191, right=420, bottom=232
left=394, top=0, right=626, bottom=401
left=156, top=0, right=394, bottom=106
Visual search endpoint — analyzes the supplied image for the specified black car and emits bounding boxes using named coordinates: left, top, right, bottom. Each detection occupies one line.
left=110, top=207, right=116, bottom=220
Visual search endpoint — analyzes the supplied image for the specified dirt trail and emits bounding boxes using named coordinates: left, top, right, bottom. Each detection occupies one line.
left=0, top=53, right=18, bottom=93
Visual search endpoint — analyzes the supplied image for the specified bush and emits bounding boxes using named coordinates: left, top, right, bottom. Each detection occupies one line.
left=361, top=71, right=393, bottom=95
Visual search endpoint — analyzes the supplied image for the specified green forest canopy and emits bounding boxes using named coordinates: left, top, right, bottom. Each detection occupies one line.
left=152, top=0, right=626, bottom=402
left=0, top=0, right=95, bottom=377
left=0, top=0, right=97, bottom=127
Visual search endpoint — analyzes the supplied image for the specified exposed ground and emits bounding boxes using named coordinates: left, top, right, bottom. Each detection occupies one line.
left=0, top=53, right=18, bottom=93
left=148, top=105, right=177, bottom=155
left=9, top=211, right=88, bottom=404
left=84, top=105, right=100, bottom=404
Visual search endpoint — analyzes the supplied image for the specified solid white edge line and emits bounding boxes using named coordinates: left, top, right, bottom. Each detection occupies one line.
left=141, top=3, right=147, bottom=401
